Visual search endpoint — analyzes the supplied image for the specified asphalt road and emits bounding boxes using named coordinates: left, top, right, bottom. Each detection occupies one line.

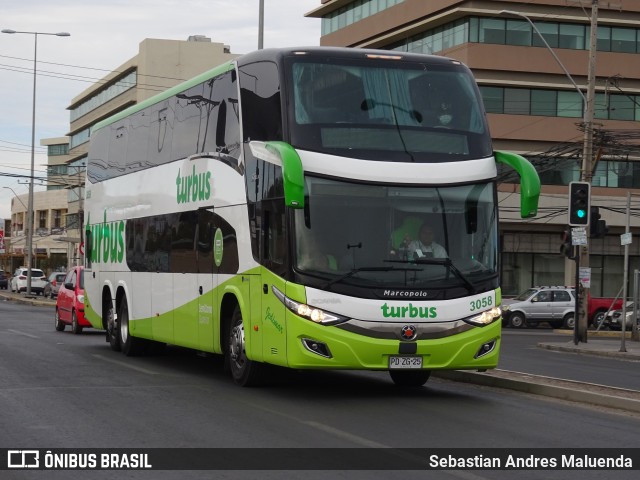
left=1, top=300, right=639, bottom=479
left=498, top=329, right=640, bottom=391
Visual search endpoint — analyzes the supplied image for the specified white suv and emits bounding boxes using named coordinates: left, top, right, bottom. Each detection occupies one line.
left=502, top=286, right=576, bottom=329
left=11, top=268, right=48, bottom=295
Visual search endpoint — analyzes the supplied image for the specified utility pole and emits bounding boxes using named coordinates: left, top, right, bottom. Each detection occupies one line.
left=577, top=0, right=599, bottom=343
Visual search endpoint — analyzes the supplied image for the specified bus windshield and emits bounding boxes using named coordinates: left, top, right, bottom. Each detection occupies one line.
left=286, top=56, right=492, bottom=162
left=293, top=176, right=498, bottom=294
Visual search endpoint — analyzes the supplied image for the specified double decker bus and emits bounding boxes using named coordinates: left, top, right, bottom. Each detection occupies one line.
left=83, top=47, right=540, bottom=387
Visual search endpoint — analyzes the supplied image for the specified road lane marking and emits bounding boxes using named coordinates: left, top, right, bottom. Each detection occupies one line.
left=92, top=354, right=159, bottom=375
left=6, top=329, right=38, bottom=339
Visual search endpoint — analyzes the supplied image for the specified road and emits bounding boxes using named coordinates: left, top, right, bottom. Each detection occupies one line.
left=499, top=329, right=640, bottom=391
left=1, top=300, right=639, bottom=479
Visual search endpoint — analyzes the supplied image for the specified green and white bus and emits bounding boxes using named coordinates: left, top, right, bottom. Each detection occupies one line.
left=84, top=47, right=540, bottom=387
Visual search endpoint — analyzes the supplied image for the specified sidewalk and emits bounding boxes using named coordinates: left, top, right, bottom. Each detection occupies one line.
left=0, top=290, right=56, bottom=307
left=539, top=330, right=640, bottom=361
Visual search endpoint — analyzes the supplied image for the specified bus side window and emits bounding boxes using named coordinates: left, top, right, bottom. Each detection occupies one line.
left=84, top=229, right=92, bottom=268
left=239, top=61, right=282, bottom=142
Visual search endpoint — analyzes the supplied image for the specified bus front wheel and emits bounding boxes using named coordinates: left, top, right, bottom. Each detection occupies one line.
left=227, top=306, right=267, bottom=387
left=389, top=370, right=431, bottom=387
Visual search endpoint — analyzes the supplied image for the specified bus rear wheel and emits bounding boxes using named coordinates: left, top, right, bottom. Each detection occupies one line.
left=389, top=370, right=431, bottom=387
left=119, top=296, right=146, bottom=356
left=227, top=306, right=267, bottom=387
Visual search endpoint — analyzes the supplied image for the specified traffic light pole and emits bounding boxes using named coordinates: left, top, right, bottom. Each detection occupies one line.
left=577, top=0, right=599, bottom=343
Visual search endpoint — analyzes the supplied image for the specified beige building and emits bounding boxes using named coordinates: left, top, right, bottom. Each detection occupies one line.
left=55, top=36, right=238, bottom=266
left=5, top=36, right=239, bottom=272
left=306, top=0, right=640, bottom=296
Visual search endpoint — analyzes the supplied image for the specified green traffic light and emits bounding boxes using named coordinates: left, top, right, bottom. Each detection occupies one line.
left=577, top=209, right=586, bottom=218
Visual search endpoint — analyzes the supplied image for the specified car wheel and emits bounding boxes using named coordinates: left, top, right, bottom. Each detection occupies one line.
left=593, top=312, right=606, bottom=329
left=509, top=312, right=525, bottom=328
left=389, top=370, right=431, bottom=387
left=72, top=311, right=83, bottom=334
left=55, top=309, right=65, bottom=332
left=226, top=305, right=268, bottom=387
left=563, top=313, right=575, bottom=330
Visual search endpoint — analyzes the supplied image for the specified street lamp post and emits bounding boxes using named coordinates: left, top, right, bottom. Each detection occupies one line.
left=2, top=28, right=70, bottom=296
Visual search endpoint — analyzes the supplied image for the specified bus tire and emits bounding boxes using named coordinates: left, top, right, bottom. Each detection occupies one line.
left=389, top=370, right=431, bottom=387
left=106, top=299, right=121, bottom=352
left=119, top=296, right=146, bottom=356
left=227, top=305, right=267, bottom=387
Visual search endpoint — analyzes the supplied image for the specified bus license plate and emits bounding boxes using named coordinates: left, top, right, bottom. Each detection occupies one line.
left=389, top=356, right=423, bottom=369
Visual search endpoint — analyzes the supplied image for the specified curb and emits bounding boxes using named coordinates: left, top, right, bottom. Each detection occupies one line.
left=434, top=369, right=640, bottom=414
left=537, top=342, right=640, bottom=360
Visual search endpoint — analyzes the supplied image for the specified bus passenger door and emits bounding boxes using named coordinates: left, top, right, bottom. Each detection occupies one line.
left=258, top=204, right=288, bottom=367
left=197, top=208, right=216, bottom=353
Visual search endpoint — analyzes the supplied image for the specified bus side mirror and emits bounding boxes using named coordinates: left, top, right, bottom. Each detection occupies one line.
left=265, top=141, right=305, bottom=209
left=495, top=151, right=540, bottom=218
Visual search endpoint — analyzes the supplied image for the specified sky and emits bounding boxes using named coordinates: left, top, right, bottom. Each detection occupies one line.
left=0, top=0, right=322, bottom=219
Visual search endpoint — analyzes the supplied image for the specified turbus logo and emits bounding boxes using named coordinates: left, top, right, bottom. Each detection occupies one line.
left=85, top=211, right=125, bottom=264
left=381, top=303, right=437, bottom=319
left=176, top=165, right=212, bottom=204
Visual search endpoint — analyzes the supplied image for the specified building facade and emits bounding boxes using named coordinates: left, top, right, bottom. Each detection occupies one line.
left=62, top=36, right=239, bottom=263
left=306, top=0, right=640, bottom=296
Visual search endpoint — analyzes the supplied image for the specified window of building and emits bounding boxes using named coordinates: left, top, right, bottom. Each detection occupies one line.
left=558, top=24, right=585, bottom=49
left=557, top=91, right=583, bottom=118
left=504, top=88, right=530, bottom=115
left=531, top=90, right=557, bottom=116
left=39, top=210, right=47, bottom=229
left=479, top=86, right=503, bottom=113
left=506, top=19, right=531, bottom=46
left=53, top=210, right=62, bottom=229
left=532, top=22, right=559, bottom=48
left=47, top=144, right=68, bottom=156
left=609, top=94, right=635, bottom=121
left=596, top=26, right=611, bottom=51
left=479, top=18, right=505, bottom=44
left=611, top=27, right=637, bottom=53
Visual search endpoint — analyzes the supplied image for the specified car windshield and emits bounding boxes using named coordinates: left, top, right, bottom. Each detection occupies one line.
left=293, top=176, right=497, bottom=294
left=514, top=288, right=538, bottom=301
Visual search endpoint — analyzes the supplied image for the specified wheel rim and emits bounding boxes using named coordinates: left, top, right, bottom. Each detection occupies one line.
left=55, top=310, right=62, bottom=328
left=230, top=321, right=246, bottom=374
left=120, top=308, right=129, bottom=343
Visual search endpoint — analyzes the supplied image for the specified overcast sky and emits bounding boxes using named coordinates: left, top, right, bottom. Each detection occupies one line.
left=0, top=0, right=321, bottom=219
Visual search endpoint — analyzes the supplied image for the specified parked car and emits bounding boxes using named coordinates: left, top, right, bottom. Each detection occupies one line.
left=604, top=302, right=640, bottom=331
left=10, top=267, right=47, bottom=294
left=55, top=266, right=89, bottom=334
left=501, top=286, right=576, bottom=329
left=44, top=272, right=67, bottom=299
left=0, top=271, right=8, bottom=290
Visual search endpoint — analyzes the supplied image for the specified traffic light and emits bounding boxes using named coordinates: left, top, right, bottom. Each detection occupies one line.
left=560, top=229, right=575, bottom=259
left=590, top=206, right=608, bottom=238
left=568, top=181, right=591, bottom=226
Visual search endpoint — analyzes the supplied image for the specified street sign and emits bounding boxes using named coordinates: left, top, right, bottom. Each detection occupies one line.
left=621, top=232, right=632, bottom=246
left=571, top=227, right=587, bottom=246
left=579, top=267, right=591, bottom=288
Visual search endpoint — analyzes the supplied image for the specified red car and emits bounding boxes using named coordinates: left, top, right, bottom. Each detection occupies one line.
left=55, top=266, right=90, bottom=334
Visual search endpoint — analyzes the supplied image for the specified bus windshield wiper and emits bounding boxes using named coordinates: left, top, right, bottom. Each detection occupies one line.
left=411, top=257, right=477, bottom=294
left=323, top=266, right=419, bottom=291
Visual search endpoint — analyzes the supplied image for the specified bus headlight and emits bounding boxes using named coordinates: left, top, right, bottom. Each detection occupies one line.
left=463, top=307, right=502, bottom=327
left=272, top=286, right=349, bottom=326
